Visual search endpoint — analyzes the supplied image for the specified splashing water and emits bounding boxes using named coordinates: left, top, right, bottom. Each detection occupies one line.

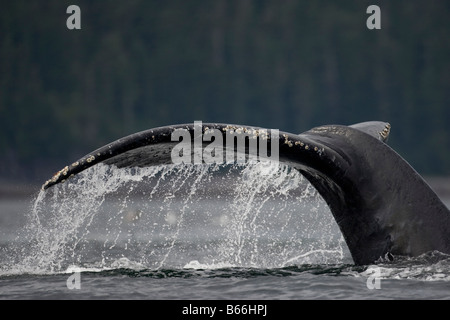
left=2, top=161, right=350, bottom=275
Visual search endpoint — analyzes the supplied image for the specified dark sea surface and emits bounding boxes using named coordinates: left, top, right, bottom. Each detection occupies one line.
left=1, top=163, right=449, bottom=302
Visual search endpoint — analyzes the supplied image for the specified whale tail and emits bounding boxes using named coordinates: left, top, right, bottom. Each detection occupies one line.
left=42, top=121, right=450, bottom=265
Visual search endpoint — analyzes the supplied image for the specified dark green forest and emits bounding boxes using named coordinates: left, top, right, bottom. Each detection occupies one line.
left=1, top=0, right=450, bottom=183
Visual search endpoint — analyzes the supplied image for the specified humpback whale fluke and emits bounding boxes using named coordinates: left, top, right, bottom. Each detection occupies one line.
left=42, top=121, right=450, bottom=265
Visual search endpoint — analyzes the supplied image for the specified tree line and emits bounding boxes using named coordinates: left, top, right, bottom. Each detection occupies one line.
left=1, top=0, right=449, bottom=182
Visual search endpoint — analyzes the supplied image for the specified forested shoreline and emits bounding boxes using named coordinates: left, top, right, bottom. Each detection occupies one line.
left=1, top=1, right=450, bottom=183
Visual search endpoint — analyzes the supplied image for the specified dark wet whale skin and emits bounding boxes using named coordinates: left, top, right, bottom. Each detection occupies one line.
left=42, top=121, right=450, bottom=265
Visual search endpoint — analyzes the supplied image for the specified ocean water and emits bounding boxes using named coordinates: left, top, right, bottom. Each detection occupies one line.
left=1, top=162, right=449, bottom=302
